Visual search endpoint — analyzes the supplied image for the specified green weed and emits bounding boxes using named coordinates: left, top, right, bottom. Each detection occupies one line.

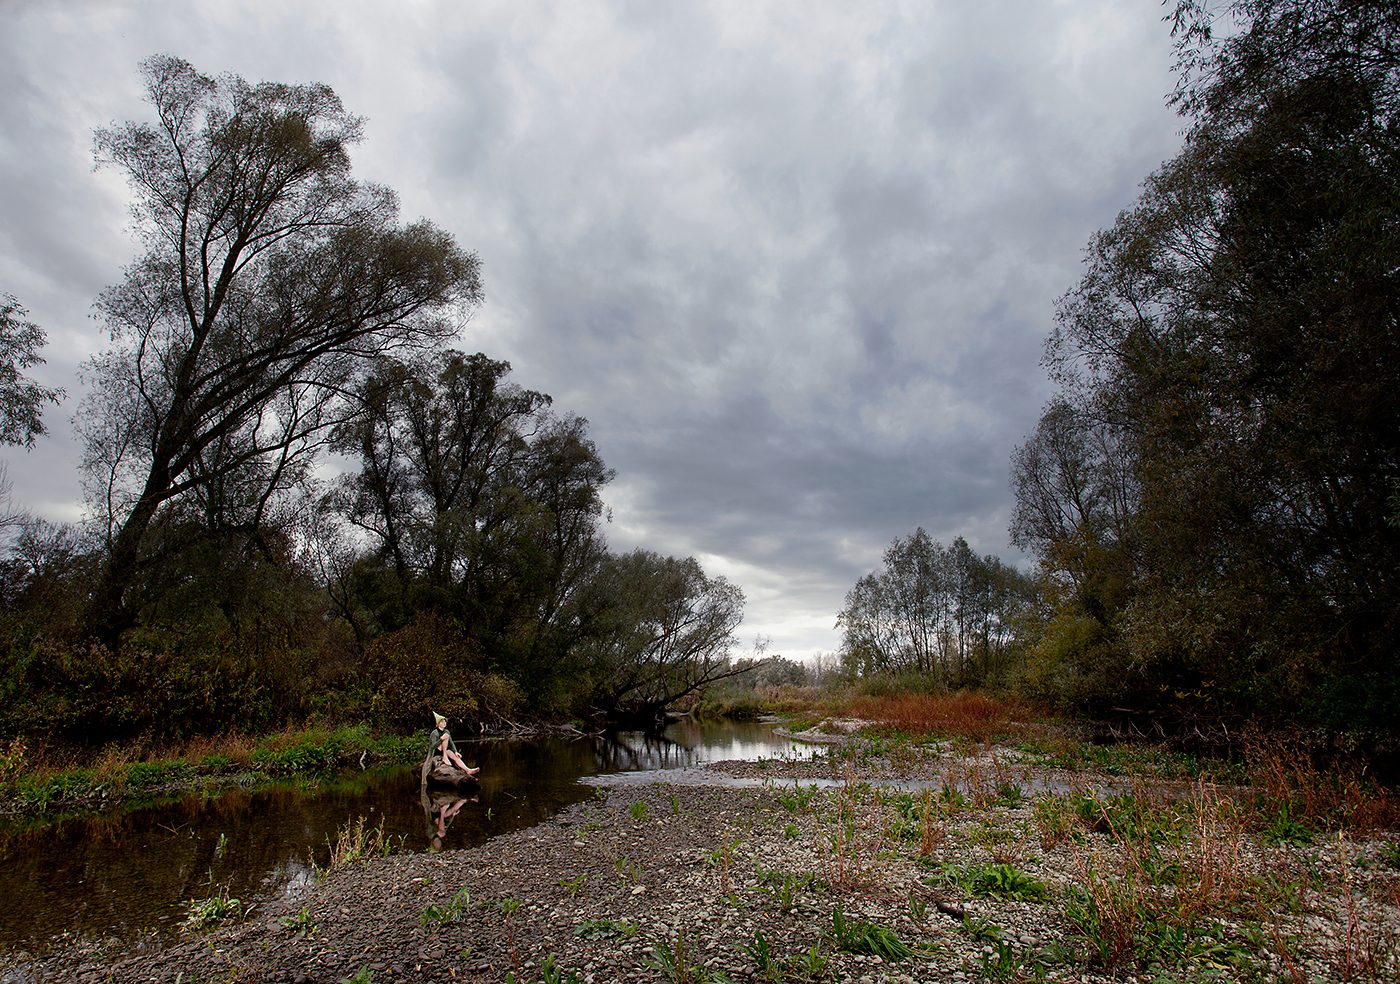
left=506, top=954, right=585, bottom=984
left=978, top=940, right=1049, bottom=982
left=278, top=905, right=317, bottom=936
left=1260, top=804, right=1314, bottom=847
left=828, top=902, right=917, bottom=961
left=181, top=884, right=245, bottom=932
left=574, top=917, right=637, bottom=940
left=645, top=926, right=734, bottom=983
left=930, top=862, right=1047, bottom=902
left=421, top=886, right=471, bottom=927
left=319, top=815, right=398, bottom=876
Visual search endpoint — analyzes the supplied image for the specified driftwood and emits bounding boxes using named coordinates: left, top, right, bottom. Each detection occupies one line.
left=419, top=752, right=480, bottom=793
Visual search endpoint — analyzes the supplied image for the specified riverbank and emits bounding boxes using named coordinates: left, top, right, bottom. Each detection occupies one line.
left=0, top=722, right=600, bottom=821
left=21, top=729, right=1400, bottom=983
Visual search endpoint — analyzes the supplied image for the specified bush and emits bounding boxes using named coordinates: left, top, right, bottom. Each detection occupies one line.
left=366, top=612, right=523, bottom=731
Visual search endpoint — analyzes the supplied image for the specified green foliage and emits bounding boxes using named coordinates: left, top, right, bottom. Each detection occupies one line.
left=752, top=867, right=826, bottom=911
left=978, top=940, right=1049, bottom=982
left=629, top=800, right=651, bottom=820
left=279, top=906, right=317, bottom=937
left=827, top=902, right=917, bottom=961
left=181, top=885, right=245, bottom=932
left=338, top=969, right=374, bottom=984
left=319, top=815, right=398, bottom=876
left=645, top=926, right=735, bottom=984
left=837, top=529, right=1035, bottom=687
left=962, top=915, right=1004, bottom=943
left=934, top=862, right=1048, bottom=902
left=363, top=611, right=523, bottom=731
left=739, top=931, right=778, bottom=980
left=0, top=292, right=62, bottom=447
left=421, top=887, right=472, bottom=927
left=573, top=917, right=637, bottom=940
left=1260, top=804, right=1314, bottom=847
left=507, top=954, right=584, bottom=984
left=776, top=783, right=819, bottom=812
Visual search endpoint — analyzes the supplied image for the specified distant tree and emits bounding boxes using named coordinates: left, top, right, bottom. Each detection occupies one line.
left=0, top=292, right=62, bottom=448
left=838, top=529, right=1028, bottom=685
left=80, top=55, right=481, bottom=647
left=574, top=550, right=746, bottom=723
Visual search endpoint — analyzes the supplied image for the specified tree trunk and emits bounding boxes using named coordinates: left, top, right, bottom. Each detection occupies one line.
left=91, top=462, right=173, bottom=651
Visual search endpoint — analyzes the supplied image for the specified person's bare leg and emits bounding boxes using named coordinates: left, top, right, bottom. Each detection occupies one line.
left=445, top=749, right=479, bottom=776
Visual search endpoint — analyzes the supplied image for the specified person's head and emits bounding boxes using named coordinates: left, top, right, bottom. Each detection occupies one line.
left=433, top=712, right=447, bottom=730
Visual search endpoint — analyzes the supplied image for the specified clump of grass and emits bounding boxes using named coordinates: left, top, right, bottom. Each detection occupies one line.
left=813, top=781, right=889, bottom=889
left=319, top=815, right=397, bottom=876
left=181, top=884, right=246, bottom=932
left=1062, top=783, right=1252, bottom=974
left=827, top=903, right=917, bottom=961
left=1243, top=731, right=1398, bottom=834
left=421, top=887, right=472, bottom=927
left=1032, top=793, right=1076, bottom=849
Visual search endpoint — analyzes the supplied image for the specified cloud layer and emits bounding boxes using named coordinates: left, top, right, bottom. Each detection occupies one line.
left=0, top=0, right=1184, bottom=658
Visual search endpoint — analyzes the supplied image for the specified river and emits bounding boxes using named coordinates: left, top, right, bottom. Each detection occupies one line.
left=0, top=719, right=815, bottom=958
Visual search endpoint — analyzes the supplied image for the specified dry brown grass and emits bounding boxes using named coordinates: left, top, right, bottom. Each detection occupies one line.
left=847, top=691, right=1037, bottom=743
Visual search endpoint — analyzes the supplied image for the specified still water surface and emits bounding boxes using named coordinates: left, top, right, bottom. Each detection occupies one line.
left=0, top=719, right=813, bottom=956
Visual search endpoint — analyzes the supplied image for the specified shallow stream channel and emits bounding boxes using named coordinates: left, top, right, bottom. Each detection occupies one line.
left=0, top=719, right=816, bottom=958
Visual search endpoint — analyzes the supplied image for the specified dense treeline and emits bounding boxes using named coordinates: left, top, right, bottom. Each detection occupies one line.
left=0, top=56, right=746, bottom=747
left=1010, top=0, right=1400, bottom=741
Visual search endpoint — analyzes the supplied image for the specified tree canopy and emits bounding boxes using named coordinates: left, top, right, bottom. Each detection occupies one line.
left=0, top=292, right=62, bottom=448
left=81, top=55, right=482, bottom=646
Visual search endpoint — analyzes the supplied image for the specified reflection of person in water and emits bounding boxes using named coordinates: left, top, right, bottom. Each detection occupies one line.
left=429, top=712, right=479, bottom=776
left=427, top=793, right=475, bottom=851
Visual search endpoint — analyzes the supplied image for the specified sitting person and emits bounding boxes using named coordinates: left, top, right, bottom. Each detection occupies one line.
left=429, top=712, right=480, bottom=776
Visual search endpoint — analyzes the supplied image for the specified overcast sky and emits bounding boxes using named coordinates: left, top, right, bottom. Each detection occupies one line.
left=0, top=1, right=1185, bottom=660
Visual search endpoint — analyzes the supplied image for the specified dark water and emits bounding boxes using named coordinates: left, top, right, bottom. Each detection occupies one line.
left=0, top=719, right=811, bottom=957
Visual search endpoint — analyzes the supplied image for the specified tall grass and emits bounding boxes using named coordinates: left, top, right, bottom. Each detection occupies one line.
left=847, top=692, right=1035, bottom=743
left=1242, top=731, right=1398, bottom=834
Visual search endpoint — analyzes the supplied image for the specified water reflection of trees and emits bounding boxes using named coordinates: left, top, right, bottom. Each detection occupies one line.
left=593, top=731, right=699, bottom=773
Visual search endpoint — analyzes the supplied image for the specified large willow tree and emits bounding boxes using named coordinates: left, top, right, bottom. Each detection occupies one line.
left=82, top=56, right=482, bottom=647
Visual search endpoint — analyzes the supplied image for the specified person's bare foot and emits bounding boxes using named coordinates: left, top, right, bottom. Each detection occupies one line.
left=466, top=766, right=480, bottom=777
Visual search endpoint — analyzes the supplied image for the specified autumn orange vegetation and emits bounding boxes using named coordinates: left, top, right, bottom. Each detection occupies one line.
left=847, top=691, right=1038, bottom=743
